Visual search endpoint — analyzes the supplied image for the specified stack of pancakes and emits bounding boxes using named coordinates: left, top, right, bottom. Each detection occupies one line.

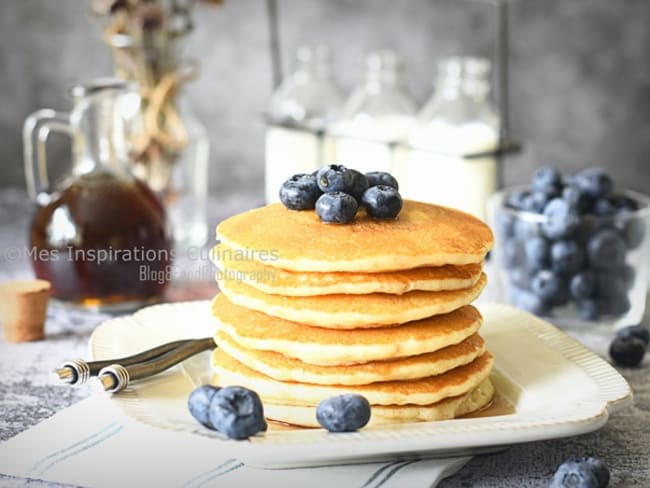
left=210, top=200, right=494, bottom=427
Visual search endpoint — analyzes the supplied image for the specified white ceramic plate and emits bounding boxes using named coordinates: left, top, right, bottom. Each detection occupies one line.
left=90, top=301, right=632, bottom=468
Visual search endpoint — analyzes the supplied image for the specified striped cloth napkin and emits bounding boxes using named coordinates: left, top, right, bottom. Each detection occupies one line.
left=0, top=393, right=470, bottom=488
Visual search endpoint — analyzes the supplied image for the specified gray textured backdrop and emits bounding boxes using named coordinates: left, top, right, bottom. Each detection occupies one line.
left=1, top=0, right=649, bottom=197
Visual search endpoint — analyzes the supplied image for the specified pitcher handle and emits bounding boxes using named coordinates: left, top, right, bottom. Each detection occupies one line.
left=23, top=109, right=72, bottom=203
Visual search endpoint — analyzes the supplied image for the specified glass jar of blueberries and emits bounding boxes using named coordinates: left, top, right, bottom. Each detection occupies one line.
left=488, top=166, right=650, bottom=329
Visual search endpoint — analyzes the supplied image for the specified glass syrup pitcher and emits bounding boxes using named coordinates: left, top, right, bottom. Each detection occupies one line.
left=23, top=78, right=173, bottom=311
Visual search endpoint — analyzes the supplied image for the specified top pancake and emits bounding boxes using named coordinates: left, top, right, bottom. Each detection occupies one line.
left=216, top=200, right=494, bottom=272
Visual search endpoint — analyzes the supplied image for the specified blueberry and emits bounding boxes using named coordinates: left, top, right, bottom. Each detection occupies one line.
left=208, top=386, right=267, bottom=439
left=521, top=191, right=549, bottom=213
left=598, top=288, right=631, bottom=317
left=508, top=268, right=533, bottom=290
left=616, top=218, right=645, bottom=250
left=502, top=239, right=522, bottom=270
left=569, top=270, right=596, bottom=300
left=562, top=185, right=593, bottom=214
left=524, top=237, right=549, bottom=271
left=505, top=189, right=530, bottom=210
left=315, top=192, right=359, bottom=224
left=279, top=173, right=323, bottom=210
left=365, top=171, right=398, bottom=190
left=361, top=185, right=403, bottom=219
left=619, top=264, right=636, bottom=290
left=542, top=198, right=580, bottom=239
left=316, top=164, right=355, bottom=193
left=495, top=211, right=516, bottom=239
left=550, top=458, right=608, bottom=488
left=587, top=228, right=626, bottom=270
left=511, top=287, right=550, bottom=316
left=316, top=394, right=371, bottom=432
left=188, top=385, right=221, bottom=428
left=574, top=167, right=614, bottom=199
left=609, top=336, right=646, bottom=367
left=531, top=269, right=564, bottom=302
left=577, top=299, right=599, bottom=321
left=593, top=198, right=616, bottom=217
left=550, top=239, right=584, bottom=275
left=616, top=325, right=650, bottom=346
left=532, top=165, right=562, bottom=196
left=348, top=170, right=370, bottom=202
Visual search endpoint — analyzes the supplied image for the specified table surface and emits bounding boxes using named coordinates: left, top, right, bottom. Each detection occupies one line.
left=1, top=187, right=648, bottom=488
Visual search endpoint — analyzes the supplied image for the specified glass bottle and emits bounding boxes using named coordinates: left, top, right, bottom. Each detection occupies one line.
left=265, top=45, right=343, bottom=203
left=23, top=79, right=173, bottom=312
left=404, top=57, right=499, bottom=220
left=329, top=50, right=417, bottom=174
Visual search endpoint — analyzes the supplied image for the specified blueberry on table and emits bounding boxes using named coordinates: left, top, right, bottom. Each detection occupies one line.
left=348, top=169, right=370, bottom=202
left=315, top=192, right=359, bottom=223
left=365, top=171, right=399, bottom=190
left=542, top=198, right=580, bottom=239
left=574, top=167, right=614, bottom=198
left=316, top=394, right=371, bottom=432
left=208, top=386, right=267, bottom=439
left=550, top=239, right=584, bottom=275
left=361, top=185, right=403, bottom=219
left=616, top=325, right=650, bottom=346
left=531, top=165, right=562, bottom=196
left=279, top=173, right=323, bottom=210
left=316, top=164, right=355, bottom=193
left=550, top=457, right=608, bottom=488
left=609, top=336, right=646, bottom=368
left=188, top=385, right=221, bottom=428
left=587, top=228, right=626, bottom=270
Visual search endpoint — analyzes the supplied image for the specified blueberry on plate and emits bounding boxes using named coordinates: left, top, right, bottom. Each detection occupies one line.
left=208, top=386, right=267, bottom=439
left=574, top=167, right=614, bottom=199
left=188, top=385, right=221, bottom=428
left=361, top=185, right=403, bottom=219
left=616, top=324, right=650, bottom=346
left=609, top=336, right=646, bottom=368
left=569, top=270, right=596, bottom=300
left=542, top=198, right=580, bottom=239
left=531, top=165, right=562, bottom=196
left=587, top=228, right=626, bottom=270
left=524, top=236, right=549, bottom=272
left=279, top=173, right=323, bottom=210
left=316, top=394, right=371, bottom=432
left=315, top=192, right=359, bottom=224
left=550, top=239, right=584, bottom=275
left=365, top=171, right=399, bottom=190
left=550, top=457, right=608, bottom=488
left=316, top=164, right=355, bottom=193
left=348, top=169, right=370, bottom=202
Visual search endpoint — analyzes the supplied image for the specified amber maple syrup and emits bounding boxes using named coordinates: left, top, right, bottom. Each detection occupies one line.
left=30, top=172, right=172, bottom=310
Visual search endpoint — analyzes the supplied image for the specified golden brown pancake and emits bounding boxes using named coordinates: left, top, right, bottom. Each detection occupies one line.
left=217, top=273, right=487, bottom=328
left=211, top=243, right=483, bottom=296
left=216, top=201, right=494, bottom=272
left=212, top=349, right=494, bottom=406
left=263, top=378, right=495, bottom=427
left=216, top=330, right=486, bottom=385
left=211, top=294, right=483, bottom=365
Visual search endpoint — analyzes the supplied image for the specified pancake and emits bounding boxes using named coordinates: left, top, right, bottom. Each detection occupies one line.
left=263, top=378, right=495, bottom=427
left=212, top=349, right=494, bottom=406
left=216, top=201, right=494, bottom=272
left=211, top=295, right=483, bottom=365
left=217, top=273, right=487, bottom=328
left=211, top=243, right=483, bottom=296
left=216, top=330, right=486, bottom=385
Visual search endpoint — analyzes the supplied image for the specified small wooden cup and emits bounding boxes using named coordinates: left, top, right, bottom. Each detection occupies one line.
left=0, top=280, right=51, bottom=343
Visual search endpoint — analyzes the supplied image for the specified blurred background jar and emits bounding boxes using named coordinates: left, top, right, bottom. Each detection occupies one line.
left=24, top=79, right=172, bottom=312
left=265, top=45, right=343, bottom=203
left=328, top=50, right=417, bottom=175
left=488, top=176, right=650, bottom=330
left=401, top=57, right=499, bottom=221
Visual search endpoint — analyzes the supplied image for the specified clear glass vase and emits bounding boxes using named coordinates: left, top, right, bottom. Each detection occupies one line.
left=109, top=33, right=209, bottom=249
